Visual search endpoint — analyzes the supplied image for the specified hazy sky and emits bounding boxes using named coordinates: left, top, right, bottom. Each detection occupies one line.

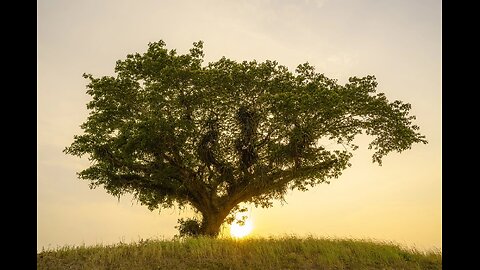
left=37, top=0, right=441, bottom=251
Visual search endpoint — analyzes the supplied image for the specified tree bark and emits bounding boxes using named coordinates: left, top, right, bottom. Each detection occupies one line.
left=198, top=207, right=232, bottom=237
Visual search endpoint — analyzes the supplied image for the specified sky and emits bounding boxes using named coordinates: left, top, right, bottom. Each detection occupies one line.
left=37, top=0, right=441, bottom=252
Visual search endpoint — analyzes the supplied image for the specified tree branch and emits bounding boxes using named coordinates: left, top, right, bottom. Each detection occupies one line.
left=225, top=159, right=337, bottom=206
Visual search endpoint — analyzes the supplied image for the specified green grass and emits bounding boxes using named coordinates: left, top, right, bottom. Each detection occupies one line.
left=37, top=236, right=441, bottom=269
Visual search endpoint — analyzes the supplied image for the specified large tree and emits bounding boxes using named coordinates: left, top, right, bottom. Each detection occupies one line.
left=65, top=40, right=427, bottom=237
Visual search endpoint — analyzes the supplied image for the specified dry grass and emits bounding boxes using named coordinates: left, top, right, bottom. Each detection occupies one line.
left=37, top=236, right=442, bottom=269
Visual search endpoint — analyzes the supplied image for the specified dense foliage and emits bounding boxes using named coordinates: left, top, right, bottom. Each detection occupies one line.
left=65, top=40, right=427, bottom=236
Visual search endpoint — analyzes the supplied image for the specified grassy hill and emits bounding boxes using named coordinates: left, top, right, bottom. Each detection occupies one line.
left=37, top=236, right=441, bottom=269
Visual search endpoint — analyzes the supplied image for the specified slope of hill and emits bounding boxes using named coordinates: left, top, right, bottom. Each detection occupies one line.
left=37, top=236, right=441, bottom=269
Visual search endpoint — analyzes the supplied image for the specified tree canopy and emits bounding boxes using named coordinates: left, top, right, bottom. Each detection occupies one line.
left=64, top=40, right=427, bottom=236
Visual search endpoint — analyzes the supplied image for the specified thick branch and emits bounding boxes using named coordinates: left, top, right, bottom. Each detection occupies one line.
left=227, top=160, right=337, bottom=206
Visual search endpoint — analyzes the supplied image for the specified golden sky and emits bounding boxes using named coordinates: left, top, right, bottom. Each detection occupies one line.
left=37, top=0, right=441, bottom=251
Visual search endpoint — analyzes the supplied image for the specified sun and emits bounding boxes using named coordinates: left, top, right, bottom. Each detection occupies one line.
left=230, top=214, right=254, bottom=238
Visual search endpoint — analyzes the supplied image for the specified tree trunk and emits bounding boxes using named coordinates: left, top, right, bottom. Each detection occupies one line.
left=199, top=208, right=231, bottom=237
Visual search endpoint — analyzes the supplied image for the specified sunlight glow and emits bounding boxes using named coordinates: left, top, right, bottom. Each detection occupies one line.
left=230, top=214, right=254, bottom=238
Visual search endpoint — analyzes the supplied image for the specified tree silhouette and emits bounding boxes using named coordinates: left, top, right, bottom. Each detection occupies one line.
left=64, top=40, right=427, bottom=236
